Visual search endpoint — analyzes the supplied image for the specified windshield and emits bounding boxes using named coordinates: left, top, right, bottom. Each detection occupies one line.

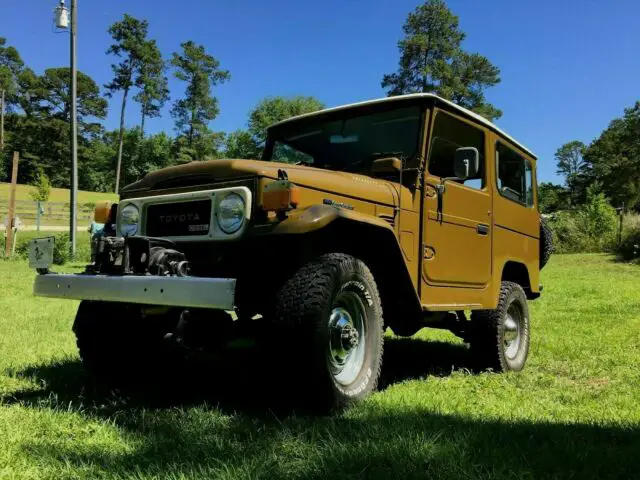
left=265, top=105, right=422, bottom=173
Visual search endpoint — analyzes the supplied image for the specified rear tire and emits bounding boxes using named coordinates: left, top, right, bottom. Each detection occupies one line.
left=469, top=281, right=530, bottom=372
left=274, top=253, right=384, bottom=411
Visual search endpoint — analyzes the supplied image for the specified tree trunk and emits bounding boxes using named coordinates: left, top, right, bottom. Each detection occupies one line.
left=114, top=85, right=129, bottom=194
left=138, top=106, right=146, bottom=167
left=188, top=108, right=195, bottom=149
left=0, top=89, right=5, bottom=151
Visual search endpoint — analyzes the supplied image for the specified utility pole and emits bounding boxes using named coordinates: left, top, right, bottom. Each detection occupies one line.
left=54, top=0, right=76, bottom=255
left=69, top=0, right=78, bottom=258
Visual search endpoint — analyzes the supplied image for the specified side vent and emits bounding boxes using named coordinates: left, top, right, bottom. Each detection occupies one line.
left=378, top=214, right=395, bottom=228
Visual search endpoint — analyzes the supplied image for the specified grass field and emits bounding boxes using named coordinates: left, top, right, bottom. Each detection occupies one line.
left=0, top=254, right=638, bottom=479
left=0, top=182, right=118, bottom=204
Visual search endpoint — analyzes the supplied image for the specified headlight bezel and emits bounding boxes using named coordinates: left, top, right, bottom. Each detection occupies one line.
left=116, top=186, right=252, bottom=241
left=117, top=203, right=140, bottom=237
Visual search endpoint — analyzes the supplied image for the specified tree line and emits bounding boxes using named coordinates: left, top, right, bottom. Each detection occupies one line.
left=1, top=1, right=505, bottom=193
left=540, top=101, right=640, bottom=213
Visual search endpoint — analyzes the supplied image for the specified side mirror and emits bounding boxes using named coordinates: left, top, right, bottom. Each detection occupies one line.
left=454, top=147, right=480, bottom=180
left=371, top=157, right=402, bottom=177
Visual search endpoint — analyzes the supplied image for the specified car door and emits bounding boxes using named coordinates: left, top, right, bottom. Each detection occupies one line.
left=422, top=110, right=492, bottom=289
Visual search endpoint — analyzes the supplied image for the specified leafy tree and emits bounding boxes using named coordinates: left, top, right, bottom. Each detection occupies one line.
left=0, top=37, right=24, bottom=168
left=538, top=182, right=569, bottom=214
left=29, top=169, right=51, bottom=202
left=583, top=102, right=640, bottom=209
left=4, top=68, right=106, bottom=187
left=224, top=130, right=262, bottom=159
left=172, top=130, right=226, bottom=163
left=83, top=128, right=175, bottom=191
left=0, top=37, right=25, bottom=110
left=442, top=53, right=502, bottom=121
left=248, top=96, right=324, bottom=146
left=381, top=0, right=501, bottom=120
left=14, top=68, right=42, bottom=117
left=555, top=140, right=587, bottom=206
left=40, top=68, right=107, bottom=125
left=171, top=41, right=230, bottom=161
left=133, top=39, right=169, bottom=140
left=105, top=14, right=151, bottom=193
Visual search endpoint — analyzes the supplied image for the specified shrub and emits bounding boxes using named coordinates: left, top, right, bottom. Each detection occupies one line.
left=546, top=193, right=618, bottom=253
left=618, top=213, right=640, bottom=261
left=29, top=171, right=52, bottom=202
left=4, top=231, right=92, bottom=265
left=547, top=212, right=586, bottom=253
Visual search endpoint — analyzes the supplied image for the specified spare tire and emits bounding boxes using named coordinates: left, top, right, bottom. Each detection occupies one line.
left=539, top=217, right=553, bottom=270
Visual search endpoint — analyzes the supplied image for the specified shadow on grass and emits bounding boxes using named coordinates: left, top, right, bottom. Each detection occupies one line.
left=3, top=337, right=470, bottom=414
left=3, top=338, right=638, bottom=478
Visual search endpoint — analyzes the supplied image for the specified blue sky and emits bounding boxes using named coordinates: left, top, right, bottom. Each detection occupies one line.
left=3, top=0, right=639, bottom=183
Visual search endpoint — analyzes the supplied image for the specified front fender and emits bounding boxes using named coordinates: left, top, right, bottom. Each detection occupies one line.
left=254, top=204, right=395, bottom=236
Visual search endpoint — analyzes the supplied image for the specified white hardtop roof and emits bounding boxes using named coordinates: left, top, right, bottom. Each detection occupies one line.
left=268, top=93, right=536, bottom=159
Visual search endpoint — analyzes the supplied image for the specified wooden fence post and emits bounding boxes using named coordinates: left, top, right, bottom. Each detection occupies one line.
left=4, top=151, right=19, bottom=258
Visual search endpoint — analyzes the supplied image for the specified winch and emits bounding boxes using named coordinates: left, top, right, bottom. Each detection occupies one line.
left=89, top=236, right=191, bottom=277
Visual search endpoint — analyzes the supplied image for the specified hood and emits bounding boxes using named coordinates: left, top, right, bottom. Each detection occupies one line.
left=121, top=159, right=398, bottom=207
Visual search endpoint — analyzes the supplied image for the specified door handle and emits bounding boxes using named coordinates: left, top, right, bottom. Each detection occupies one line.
left=477, top=224, right=489, bottom=235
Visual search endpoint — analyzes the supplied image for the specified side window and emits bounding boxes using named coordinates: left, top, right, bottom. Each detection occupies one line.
left=496, top=143, right=534, bottom=207
left=525, top=160, right=534, bottom=206
left=428, top=111, right=485, bottom=189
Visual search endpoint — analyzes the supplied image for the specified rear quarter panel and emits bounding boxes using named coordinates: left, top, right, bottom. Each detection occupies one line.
left=490, top=131, right=540, bottom=303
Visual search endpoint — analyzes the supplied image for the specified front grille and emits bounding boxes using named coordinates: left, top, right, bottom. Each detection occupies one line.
left=145, top=200, right=212, bottom=237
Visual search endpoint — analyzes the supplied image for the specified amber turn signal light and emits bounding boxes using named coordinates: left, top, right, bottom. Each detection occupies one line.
left=263, top=180, right=300, bottom=212
left=94, top=201, right=113, bottom=223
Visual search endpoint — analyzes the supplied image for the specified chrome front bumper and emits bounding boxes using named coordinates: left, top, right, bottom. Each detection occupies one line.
left=33, top=274, right=236, bottom=310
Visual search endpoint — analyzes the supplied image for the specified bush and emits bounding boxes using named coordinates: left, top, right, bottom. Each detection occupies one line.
left=617, top=213, right=640, bottom=261
left=3, top=231, right=92, bottom=265
left=546, top=193, right=618, bottom=253
left=29, top=171, right=52, bottom=202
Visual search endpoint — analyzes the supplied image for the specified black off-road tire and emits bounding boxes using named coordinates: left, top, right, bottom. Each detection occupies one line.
left=469, top=281, right=530, bottom=372
left=274, top=253, right=384, bottom=411
left=73, top=301, right=174, bottom=386
left=540, top=217, right=553, bottom=270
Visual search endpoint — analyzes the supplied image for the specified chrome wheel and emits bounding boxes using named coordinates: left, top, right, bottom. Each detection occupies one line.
left=328, top=291, right=367, bottom=386
left=503, top=303, right=523, bottom=360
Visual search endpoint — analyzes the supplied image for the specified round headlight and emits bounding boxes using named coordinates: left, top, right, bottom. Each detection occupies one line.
left=217, top=193, right=245, bottom=234
left=118, top=204, right=140, bottom=236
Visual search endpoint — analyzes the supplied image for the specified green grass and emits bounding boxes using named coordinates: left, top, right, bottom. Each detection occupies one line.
left=0, top=254, right=639, bottom=479
left=0, top=182, right=118, bottom=204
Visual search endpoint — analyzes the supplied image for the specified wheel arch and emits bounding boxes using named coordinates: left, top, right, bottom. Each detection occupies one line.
left=255, top=204, right=423, bottom=322
left=501, top=261, right=538, bottom=299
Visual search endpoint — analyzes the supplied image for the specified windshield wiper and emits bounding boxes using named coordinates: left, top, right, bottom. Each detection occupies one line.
left=371, top=151, right=404, bottom=160
left=294, top=160, right=313, bottom=167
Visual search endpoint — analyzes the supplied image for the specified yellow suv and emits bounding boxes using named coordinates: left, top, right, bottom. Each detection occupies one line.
left=30, top=93, right=552, bottom=411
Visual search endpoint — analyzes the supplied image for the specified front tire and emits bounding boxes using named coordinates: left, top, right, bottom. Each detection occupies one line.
left=73, top=301, right=175, bottom=385
left=275, top=253, right=384, bottom=411
left=470, top=281, right=530, bottom=372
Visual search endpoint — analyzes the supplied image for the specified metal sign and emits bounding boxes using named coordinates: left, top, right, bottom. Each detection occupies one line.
left=28, top=237, right=55, bottom=269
